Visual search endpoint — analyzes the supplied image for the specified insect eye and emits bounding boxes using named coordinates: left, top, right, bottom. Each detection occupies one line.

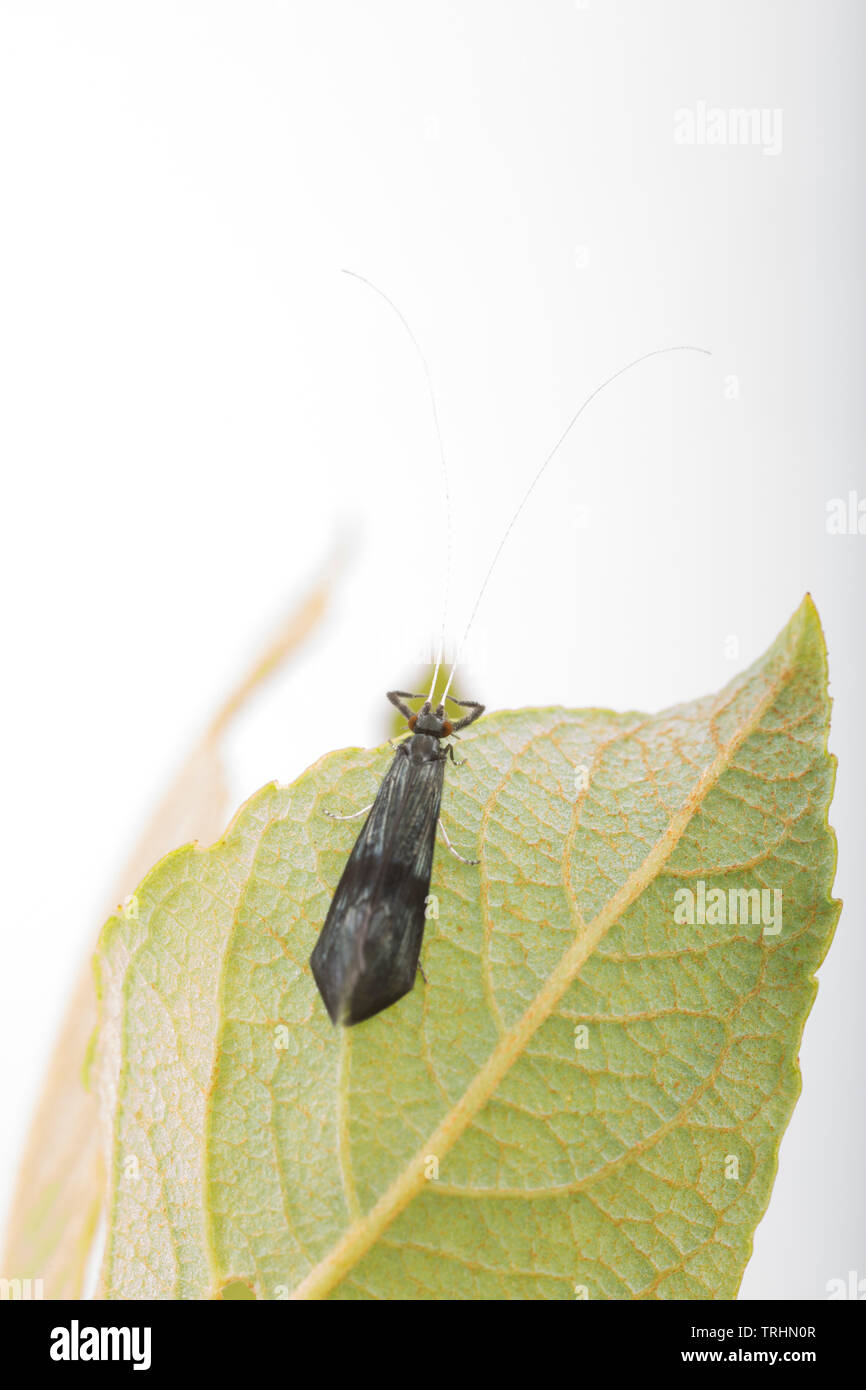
left=408, top=715, right=418, bottom=730
left=442, top=719, right=453, bottom=736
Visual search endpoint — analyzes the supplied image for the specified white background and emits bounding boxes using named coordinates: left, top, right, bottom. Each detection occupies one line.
left=1, top=1, right=863, bottom=1299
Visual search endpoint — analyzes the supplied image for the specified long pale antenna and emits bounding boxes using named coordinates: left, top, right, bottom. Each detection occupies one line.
left=441, top=344, right=711, bottom=702
left=341, top=270, right=451, bottom=705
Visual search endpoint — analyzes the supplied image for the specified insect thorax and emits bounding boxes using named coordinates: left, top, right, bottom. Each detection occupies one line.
left=405, top=731, right=442, bottom=763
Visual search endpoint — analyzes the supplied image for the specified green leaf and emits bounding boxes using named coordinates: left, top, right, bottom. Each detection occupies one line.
left=94, top=595, right=839, bottom=1300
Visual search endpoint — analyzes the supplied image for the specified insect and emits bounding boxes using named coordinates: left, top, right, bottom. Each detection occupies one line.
left=309, top=271, right=709, bottom=1027
left=310, top=689, right=484, bottom=1025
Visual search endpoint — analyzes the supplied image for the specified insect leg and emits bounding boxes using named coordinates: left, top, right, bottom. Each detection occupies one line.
left=387, top=690, right=428, bottom=720
left=438, top=818, right=479, bottom=865
left=446, top=697, right=485, bottom=732
left=324, top=803, right=373, bottom=821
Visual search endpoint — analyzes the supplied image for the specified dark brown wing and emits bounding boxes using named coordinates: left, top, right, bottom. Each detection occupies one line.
left=310, top=745, right=444, bottom=1025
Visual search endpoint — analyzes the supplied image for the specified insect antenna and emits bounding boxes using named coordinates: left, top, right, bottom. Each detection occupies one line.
left=342, top=269, right=453, bottom=710
left=440, top=343, right=711, bottom=703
